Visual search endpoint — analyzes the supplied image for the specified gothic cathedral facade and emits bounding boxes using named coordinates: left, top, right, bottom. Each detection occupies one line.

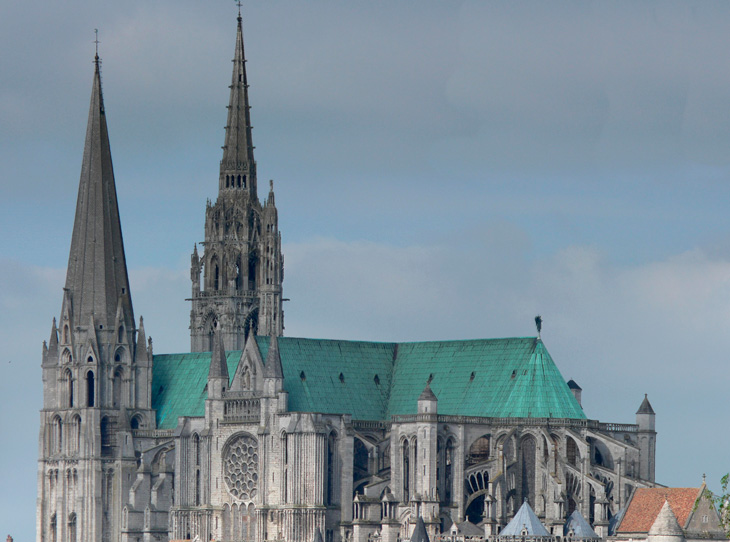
left=37, top=13, right=657, bottom=542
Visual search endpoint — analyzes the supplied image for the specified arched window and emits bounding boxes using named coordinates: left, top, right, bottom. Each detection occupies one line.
left=54, top=416, right=63, bottom=454
left=242, top=175, right=246, bottom=188
left=61, top=348, right=72, bottom=365
left=567, top=437, right=579, bottom=467
left=521, top=435, right=537, bottom=506
left=445, top=438, right=454, bottom=503
left=50, top=513, right=57, bottom=542
left=68, top=513, right=77, bottom=542
left=467, top=435, right=491, bottom=465
left=214, top=264, right=220, bottom=290
left=327, top=432, right=337, bottom=505
left=101, top=417, right=112, bottom=456
left=63, top=325, right=69, bottom=344
left=118, top=326, right=124, bottom=344
left=65, top=369, right=74, bottom=408
left=86, top=371, right=95, bottom=407
left=237, top=175, right=242, bottom=187
left=193, top=433, right=201, bottom=466
left=402, top=439, right=410, bottom=500
left=113, top=368, right=123, bottom=408
left=195, top=469, right=201, bottom=506
left=130, top=416, right=140, bottom=430
left=74, top=415, right=81, bottom=454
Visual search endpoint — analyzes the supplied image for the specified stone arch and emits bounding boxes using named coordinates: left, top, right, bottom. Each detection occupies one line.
left=64, top=368, right=74, bottom=408
left=353, top=436, right=370, bottom=494
left=114, top=346, right=126, bottom=363
left=327, top=430, right=338, bottom=505
left=566, top=435, right=580, bottom=467
left=61, top=348, right=72, bottom=365
left=520, top=434, right=537, bottom=507
left=203, top=312, right=218, bottom=351
left=466, top=434, right=491, bottom=466
left=52, top=415, right=63, bottom=454
left=113, top=366, right=123, bottom=408
left=589, top=437, right=614, bottom=470
left=130, top=414, right=142, bottom=430
left=85, top=370, right=95, bottom=407
left=70, top=414, right=81, bottom=455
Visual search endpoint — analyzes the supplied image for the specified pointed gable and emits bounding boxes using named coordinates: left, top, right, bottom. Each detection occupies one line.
left=64, top=56, right=134, bottom=331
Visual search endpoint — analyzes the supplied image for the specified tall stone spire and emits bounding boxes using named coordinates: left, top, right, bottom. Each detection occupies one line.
left=219, top=10, right=257, bottom=197
left=190, top=12, right=284, bottom=352
left=64, top=53, right=134, bottom=332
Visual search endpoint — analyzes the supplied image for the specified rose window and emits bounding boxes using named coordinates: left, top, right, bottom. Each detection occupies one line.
left=223, top=434, right=259, bottom=500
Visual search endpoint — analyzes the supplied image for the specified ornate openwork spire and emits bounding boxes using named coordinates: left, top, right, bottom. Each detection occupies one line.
left=219, top=9, right=257, bottom=196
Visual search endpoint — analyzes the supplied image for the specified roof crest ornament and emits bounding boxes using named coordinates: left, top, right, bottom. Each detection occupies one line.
left=535, top=315, right=542, bottom=339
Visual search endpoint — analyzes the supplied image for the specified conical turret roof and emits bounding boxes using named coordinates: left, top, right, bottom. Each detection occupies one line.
left=64, top=55, right=134, bottom=332
left=410, top=516, right=430, bottom=542
left=637, top=394, right=655, bottom=415
left=500, top=501, right=550, bottom=537
left=649, top=501, right=684, bottom=538
left=564, top=510, right=600, bottom=539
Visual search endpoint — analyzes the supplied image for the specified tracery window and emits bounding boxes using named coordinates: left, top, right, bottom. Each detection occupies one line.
left=223, top=433, right=258, bottom=500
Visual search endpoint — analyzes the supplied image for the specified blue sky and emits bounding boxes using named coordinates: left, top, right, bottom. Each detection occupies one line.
left=3, top=1, right=730, bottom=538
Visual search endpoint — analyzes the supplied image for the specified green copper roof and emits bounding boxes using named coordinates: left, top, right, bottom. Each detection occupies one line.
left=151, top=336, right=585, bottom=428
left=152, top=351, right=240, bottom=429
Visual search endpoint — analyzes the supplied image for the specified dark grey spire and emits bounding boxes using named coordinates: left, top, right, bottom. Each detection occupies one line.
left=637, top=394, right=655, bottom=415
left=410, top=517, right=430, bottom=542
left=264, top=333, right=283, bottom=378
left=418, top=383, right=437, bottom=401
left=64, top=55, right=134, bottom=332
left=219, top=11, right=256, bottom=196
left=209, top=325, right=229, bottom=381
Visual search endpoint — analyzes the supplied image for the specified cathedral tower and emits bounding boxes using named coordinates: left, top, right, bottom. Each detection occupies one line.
left=37, top=53, right=155, bottom=542
left=189, top=12, right=284, bottom=351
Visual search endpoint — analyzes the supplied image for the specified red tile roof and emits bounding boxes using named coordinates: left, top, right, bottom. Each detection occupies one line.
left=617, top=487, right=701, bottom=533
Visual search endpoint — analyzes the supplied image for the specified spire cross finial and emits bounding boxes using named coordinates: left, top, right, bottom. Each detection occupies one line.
left=236, top=0, right=243, bottom=18
left=94, top=29, right=100, bottom=58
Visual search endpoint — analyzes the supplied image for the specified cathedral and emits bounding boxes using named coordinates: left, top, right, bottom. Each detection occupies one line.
left=37, top=12, right=658, bottom=542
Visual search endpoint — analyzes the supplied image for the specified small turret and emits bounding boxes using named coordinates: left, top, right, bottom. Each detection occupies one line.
left=636, top=394, right=657, bottom=482
left=636, top=394, right=656, bottom=430
left=417, top=383, right=437, bottom=414
left=567, top=379, right=582, bottom=407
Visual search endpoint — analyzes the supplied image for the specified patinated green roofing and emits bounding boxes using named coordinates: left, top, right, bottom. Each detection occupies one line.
left=151, top=336, right=585, bottom=428
left=152, top=351, right=240, bottom=429
left=256, top=336, right=395, bottom=420
left=387, top=338, right=585, bottom=419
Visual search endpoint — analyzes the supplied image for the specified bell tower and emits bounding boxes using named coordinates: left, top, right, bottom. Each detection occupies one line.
left=189, top=10, right=284, bottom=352
left=37, top=51, right=155, bottom=542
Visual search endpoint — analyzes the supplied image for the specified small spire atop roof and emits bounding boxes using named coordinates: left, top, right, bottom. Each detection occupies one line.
left=535, top=315, right=542, bottom=339
left=209, top=323, right=229, bottom=381
left=637, top=394, right=655, bottom=415
left=419, top=383, right=437, bottom=402
left=410, top=516, right=430, bottom=542
left=264, top=332, right=283, bottom=378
